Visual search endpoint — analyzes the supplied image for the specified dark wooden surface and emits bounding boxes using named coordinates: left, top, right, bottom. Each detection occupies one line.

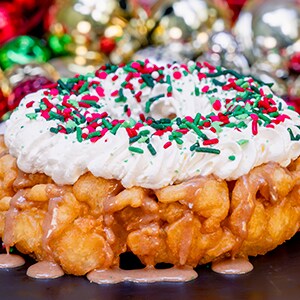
left=1, top=233, right=300, bottom=300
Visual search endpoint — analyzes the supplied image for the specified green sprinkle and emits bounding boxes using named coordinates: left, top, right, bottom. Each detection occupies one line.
left=49, top=111, right=65, bottom=122
left=68, top=99, right=79, bottom=108
left=193, top=113, right=201, bottom=125
left=110, top=123, right=122, bottom=135
left=87, top=131, right=101, bottom=139
left=287, top=128, right=300, bottom=141
left=115, top=88, right=127, bottom=103
left=78, top=81, right=89, bottom=94
left=50, top=127, right=59, bottom=134
left=66, top=120, right=77, bottom=130
left=137, top=136, right=149, bottom=143
left=102, top=118, right=113, bottom=129
left=186, top=122, right=208, bottom=140
left=124, top=66, right=137, bottom=73
left=258, top=113, right=271, bottom=123
left=129, top=146, right=144, bottom=154
left=26, top=113, right=37, bottom=120
left=194, top=147, right=220, bottom=154
left=237, top=139, right=249, bottom=145
left=237, top=121, right=247, bottom=128
left=129, top=135, right=141, bottom=143
left=141, top=74, right=154, bottom=88
left=57, top=79, right=69, bottom=91
left=139, top=130, right=150, bottom=136
left=166, top=75, right=171, bottom=85
left=76, top=127, right=83, bottom=142
left=212, top=79, right=226, bottom=86
left=228, top=155, right=236, bottom=161
left=145, top=94, right=164, bottom=113
left=195, top=87, right=200, bottom=96
left=222, top=69, right=242, bottom=79
left=288, top=105, right=295, bottom=111
left=268, top=111, right=279, bottom=117
left=40, top=102, right=47, bottom=110
left=174, top=137, right=184, bottom=145
left=147, top=143, right=157, bottom=155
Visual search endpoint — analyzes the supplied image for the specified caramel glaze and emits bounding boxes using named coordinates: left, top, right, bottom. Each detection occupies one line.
left=26, top=261, right=64, bottom=279
left=87, top=266, right=198, bottom=284
left=212, top=258, right=253, bottom=275
left=3, top=190, right=27, bottom=249
left=0, top=253, right=25, bottom=268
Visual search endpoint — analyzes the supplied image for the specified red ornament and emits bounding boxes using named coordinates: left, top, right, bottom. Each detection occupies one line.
left=0, top=89, right=8, bottom=119
left=0, top=0, right=54, bottom=47
left=225, top=0, right=248, bottom=24
left=99, top=37, right=116, bottom=55
left=7, top=76, right=54, bottom=111
left=289, top=52, right=300, bottom=74
left=0, top=3, right=22, bottom=46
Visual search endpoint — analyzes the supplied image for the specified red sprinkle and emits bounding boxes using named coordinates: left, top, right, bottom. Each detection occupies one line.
left=212, top=100, right=221, bottom=111
left=50, top=88, right=58, bottom=96
left=173, top=71, right=182, bottom=80
left=111, top=90, right=119, bottom=97
left=96, top=86, right=105, bottom=97
left=97, top=71, right=108, bottom=79
left=203, top=138, right=219, bottom=146
left=201, top=85, right=209, bottom=93
left=26, top=101, right=34, bottom=108
left=131, top=62, right=141, bottom=70
left=82, top=95, right=99, bottom=101
left=126, top=128, right=137, bottom=138
left=185, top=116, right=194, bottom=123
left=163, top=141, right=172, bottom=149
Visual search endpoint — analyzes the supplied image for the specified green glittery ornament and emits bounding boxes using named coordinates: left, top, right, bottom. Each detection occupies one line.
left=0, top=36, right=51, bottom=70
left=48, top=33, right=73, bottom=56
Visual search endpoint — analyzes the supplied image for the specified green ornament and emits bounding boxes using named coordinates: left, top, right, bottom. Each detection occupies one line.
left=0, top=36, right=51, bottom=70
left=48, top=33, right=73, bottom=56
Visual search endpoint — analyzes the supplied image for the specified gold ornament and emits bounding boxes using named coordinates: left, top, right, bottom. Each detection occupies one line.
left=149, top=0, right=231, bottom=58
left=4, top=63, right=59, bottom=87
left=0, top=68, right=11, bottom=98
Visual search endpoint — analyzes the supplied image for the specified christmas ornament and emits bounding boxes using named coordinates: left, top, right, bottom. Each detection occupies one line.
left=0, top=70, right=11, bottom=119
left=5, top=63, right=59, bottom=111
left=234, top=0, right=300, bottom=65
left=0, top=0, right=54, bottom=47
left=289, top=52, right=300, bottom=74
left=149, top=0, right=231, bottom=58
left=0, top=2, right=22, bottom=46
left=0, top=36, right=51, bottom=70
left=197, top=31, right=250, bottom=74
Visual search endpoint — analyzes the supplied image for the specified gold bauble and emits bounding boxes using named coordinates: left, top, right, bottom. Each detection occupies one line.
left=4, top=63, right=59, bottom=87
left=149, top=0, right=231, bottom=58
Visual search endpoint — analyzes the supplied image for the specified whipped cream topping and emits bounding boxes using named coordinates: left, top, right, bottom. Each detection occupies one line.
left=5, top=61, right=300, bottom=189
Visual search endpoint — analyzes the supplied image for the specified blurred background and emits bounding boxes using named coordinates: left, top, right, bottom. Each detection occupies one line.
left=0, top=0, right=299, bottom=119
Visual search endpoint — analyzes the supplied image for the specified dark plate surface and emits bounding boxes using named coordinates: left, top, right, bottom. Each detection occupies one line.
left=1, top=233, right=300, bottom=300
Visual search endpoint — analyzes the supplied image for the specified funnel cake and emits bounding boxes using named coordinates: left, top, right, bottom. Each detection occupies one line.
left=1, top=60, right=300, bottom=282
